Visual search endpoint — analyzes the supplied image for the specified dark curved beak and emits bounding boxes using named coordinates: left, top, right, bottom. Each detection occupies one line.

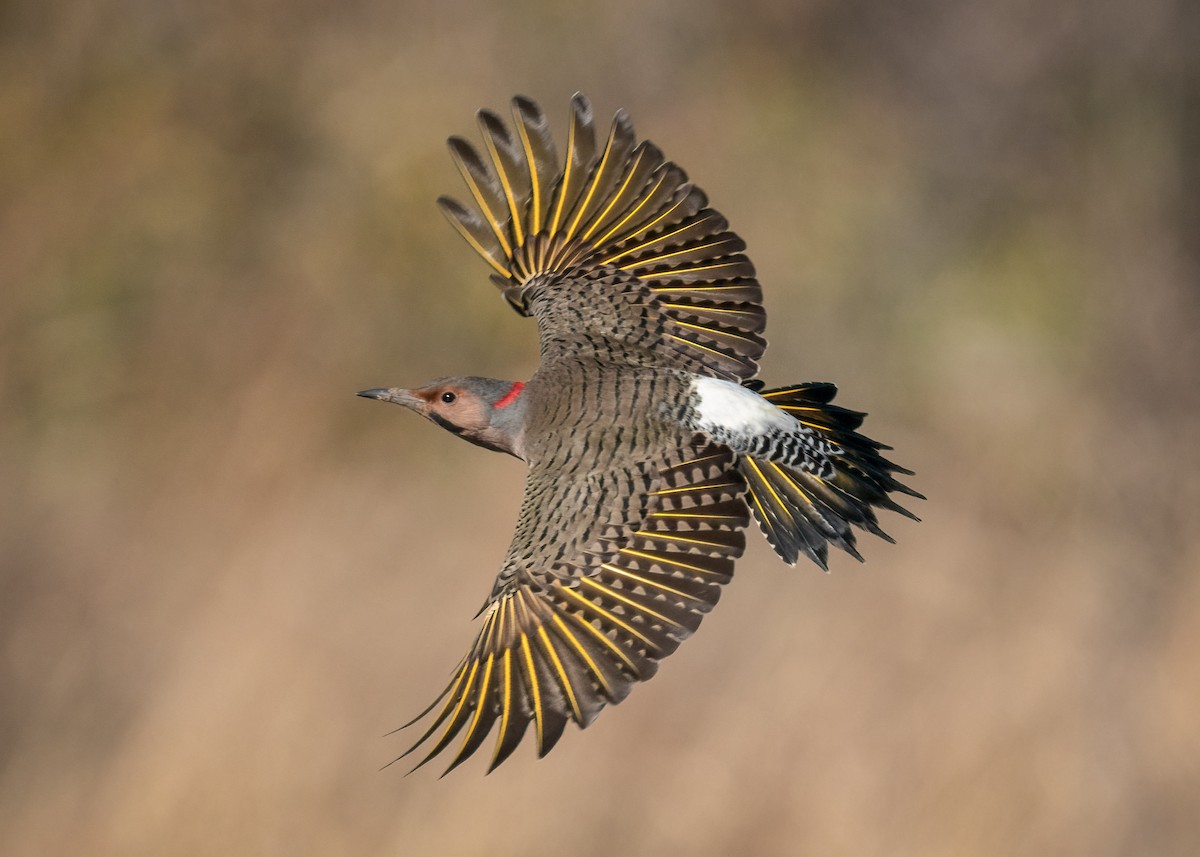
left=356, top=388, right=424, bottom=411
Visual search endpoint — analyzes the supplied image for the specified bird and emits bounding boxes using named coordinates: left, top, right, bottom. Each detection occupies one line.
left=358, top=94, right=921, bottom=775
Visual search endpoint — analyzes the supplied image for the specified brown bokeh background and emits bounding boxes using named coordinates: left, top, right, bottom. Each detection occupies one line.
left=3, top=1, right=1198, bottom=855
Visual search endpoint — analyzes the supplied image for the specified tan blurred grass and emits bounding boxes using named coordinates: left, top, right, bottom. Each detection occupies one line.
left=3, top=1, right=1199, bottom=855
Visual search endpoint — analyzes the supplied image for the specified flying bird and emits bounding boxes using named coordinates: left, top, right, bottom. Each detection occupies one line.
left=359, top=94, right=921, bottom=775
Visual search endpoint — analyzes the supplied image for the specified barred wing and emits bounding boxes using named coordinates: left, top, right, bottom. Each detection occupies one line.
left=439, top=94, right=766, bottom=381
left=395, top=444, right=750, bottom=775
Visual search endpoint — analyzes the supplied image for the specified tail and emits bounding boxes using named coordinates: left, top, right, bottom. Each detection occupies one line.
left=736, top=382, right=923, bottom=569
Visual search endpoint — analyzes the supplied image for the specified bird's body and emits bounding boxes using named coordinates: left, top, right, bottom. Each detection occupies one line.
left=359, top=94, right=921, bottom=774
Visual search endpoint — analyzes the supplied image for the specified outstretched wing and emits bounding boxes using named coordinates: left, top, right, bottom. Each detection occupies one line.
left=438, top=94, right=766, bottom=381
left=395, top=443, right=749, bottom=775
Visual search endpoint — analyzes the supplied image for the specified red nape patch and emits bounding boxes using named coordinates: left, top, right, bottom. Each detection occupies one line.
left=495, top=381, right=525, bottom=409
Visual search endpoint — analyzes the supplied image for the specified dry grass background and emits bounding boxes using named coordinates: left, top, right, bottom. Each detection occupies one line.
left=3, top=1, right=1198, bottom=854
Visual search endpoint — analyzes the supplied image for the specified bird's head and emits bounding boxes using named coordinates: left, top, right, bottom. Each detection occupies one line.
left=358, top=376, right=528, bottom=460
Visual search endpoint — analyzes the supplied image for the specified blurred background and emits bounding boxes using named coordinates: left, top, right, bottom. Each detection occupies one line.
left=3, top=0, right=1198, bottom=854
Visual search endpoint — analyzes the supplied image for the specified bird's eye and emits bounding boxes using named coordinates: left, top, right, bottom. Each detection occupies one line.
left=440, top=391, right=457, bottom=404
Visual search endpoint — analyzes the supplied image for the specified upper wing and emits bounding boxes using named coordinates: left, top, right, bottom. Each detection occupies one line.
left=395, top=442, right=749, bottom=775
left=438, top=94, right=766, bottom=381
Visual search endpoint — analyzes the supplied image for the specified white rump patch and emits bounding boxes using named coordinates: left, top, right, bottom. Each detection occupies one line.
left=692, top=376, right=793, bottom=436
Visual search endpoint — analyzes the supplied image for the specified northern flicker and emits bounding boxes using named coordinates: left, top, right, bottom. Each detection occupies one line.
left=359, top=94, right=921, bottom=775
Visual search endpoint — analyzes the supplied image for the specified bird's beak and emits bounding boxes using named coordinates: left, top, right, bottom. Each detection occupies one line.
left=356, top=387, right=425, bottom=413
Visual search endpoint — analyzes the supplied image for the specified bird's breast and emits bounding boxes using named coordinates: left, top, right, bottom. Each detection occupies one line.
left=521, top=361, right=693, bottom=470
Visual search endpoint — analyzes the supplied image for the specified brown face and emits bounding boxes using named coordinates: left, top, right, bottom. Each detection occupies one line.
left=404, top=383, right=493, bottom=436
left=358, top=378, right=525, bottom=459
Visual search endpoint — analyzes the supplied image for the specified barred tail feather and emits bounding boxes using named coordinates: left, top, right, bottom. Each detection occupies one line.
left=740, top=383, right=923, bottom=569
